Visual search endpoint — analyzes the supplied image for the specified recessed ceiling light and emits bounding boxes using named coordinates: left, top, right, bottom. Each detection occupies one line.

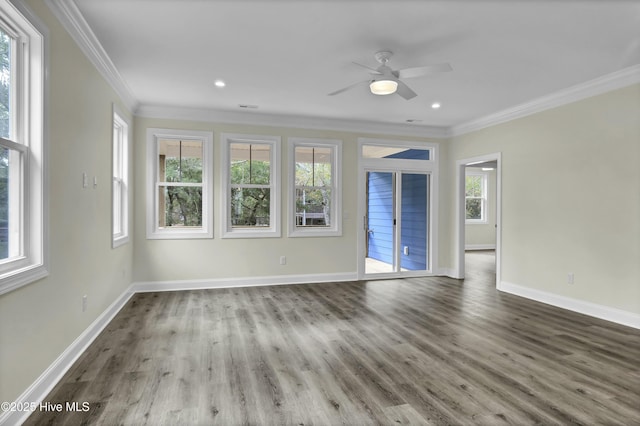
left=431, top=102, right=441, bottom=109
left=214, top=79, right=226, bottom=88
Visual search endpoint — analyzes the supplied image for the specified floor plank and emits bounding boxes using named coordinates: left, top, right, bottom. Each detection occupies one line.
left=24, top=251, right=640, bottom=425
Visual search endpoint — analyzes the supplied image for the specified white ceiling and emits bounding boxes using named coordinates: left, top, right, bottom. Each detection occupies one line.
left=72, top=0, right=640, bottom=131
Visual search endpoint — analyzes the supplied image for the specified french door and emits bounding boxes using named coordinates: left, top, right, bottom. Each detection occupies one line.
left=364, top=170, right=430, bottom=276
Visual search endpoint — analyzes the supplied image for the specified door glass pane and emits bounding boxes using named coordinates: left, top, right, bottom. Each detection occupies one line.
left=365, top=172, right=394, bottom=274
left=400, top=173, right=428, bottom=271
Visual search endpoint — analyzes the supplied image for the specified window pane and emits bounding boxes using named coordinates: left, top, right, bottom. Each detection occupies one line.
left=466, top=198, right=482, bottom=220
left=0, top=29, right=12, bottom=139
left=362, top=145, right=430, bottom=160
left=230, top=143, right=271, bottom=185
left=0, top=145, right=19, bottom=260
left=465, top=175, right=482, bottom=197
left=231, top=187, right=270, bottom=227
left=296, top=187, right=331, bottom=227
left=158, top=185, right=203, bottom=228
left=295, top=146, right=332, bottom=186
left=158, top=139, right=203, bottom=183
left=0, top=146, right=9, bottom=258
left=113, top=179, right=122, bottom=235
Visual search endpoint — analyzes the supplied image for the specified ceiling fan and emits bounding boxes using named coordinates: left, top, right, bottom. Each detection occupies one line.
left=328, top=51, right=452, bottom=100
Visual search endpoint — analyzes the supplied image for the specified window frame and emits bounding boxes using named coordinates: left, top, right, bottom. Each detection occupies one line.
left=288, top=137, right=342, bottom=237
left=465, top=171, right=488, bottom=224
left=146, top=128, right=213, bottom=240
left=112, top=106, right=129, bottom=247
left=221, top=133, right=281, bottom=239
left=0, top=0, right=48, bottom=296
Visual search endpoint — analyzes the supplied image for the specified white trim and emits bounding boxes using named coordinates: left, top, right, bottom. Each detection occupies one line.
left=288, top=138, right=342, bottom=237
left=220, top=133, right=281, bottom=238
left=465, top=244, right=496, bottom=251
left=131, top=272, right=358, bottom=293
left=136, top=104, right=449, bottom=139
left=498, top=281, right=640, bottom=330
left=146, top=128, right=214, bottom=240
left=451, top=64, right=640, bottom=136
left=0, top=287, right=135, bottom=426
left=44, top=0, right=137, bottom=112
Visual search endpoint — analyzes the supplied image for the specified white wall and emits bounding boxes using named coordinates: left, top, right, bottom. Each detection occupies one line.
left=0, top=0, right=134, bottom=405
left=449, top=84, right=640, bottom=316
left=133, top=116, right=448, bottom=284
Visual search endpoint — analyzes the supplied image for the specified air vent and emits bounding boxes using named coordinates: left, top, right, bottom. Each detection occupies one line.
left=405, top=119, right=423, bottom=123
left=238, top=104, right=259, bottom=109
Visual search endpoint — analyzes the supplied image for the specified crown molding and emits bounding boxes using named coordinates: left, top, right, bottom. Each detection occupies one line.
left=135, top=104, right=451, bottom=139
left=451, top=64, right=640, bottom=137
left=45, top=0, right=138, bottom=112
left=41, top=0, right=640, bottom=140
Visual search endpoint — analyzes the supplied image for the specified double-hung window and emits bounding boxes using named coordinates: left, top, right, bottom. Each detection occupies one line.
left=146, top=128, right=213, bottom=239
left=289, top=138, right=341, bottom=237
left=0, top=0, right=47, bottom=295
left=465, top=171, right=487, bottom=223
left=221, top=133, right=280, bottom=238
left=112, top=107, right=129, bottom=247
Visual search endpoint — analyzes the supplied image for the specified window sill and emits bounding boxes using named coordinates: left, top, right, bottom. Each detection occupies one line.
left=222, top=228, right=281, bottom=239
left=288, top=228, right=342, bottom=238
left=0, top=263, right=48, bottom=296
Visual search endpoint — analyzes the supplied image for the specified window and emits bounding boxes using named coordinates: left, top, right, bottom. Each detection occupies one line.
left=0, top=0, right=47, bottom=295
left=465, top=172, right=487, bottom=222
left=289, top=138, right=341, bottom=237
left=221, top=133, right=280, bottom=238
left=112, top=107, right=129, bottom=247
left=146, top=128, right=213, bottom=239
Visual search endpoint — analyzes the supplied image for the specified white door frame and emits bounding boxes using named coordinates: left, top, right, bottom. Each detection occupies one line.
left=455, top=153, right=502, bottom=285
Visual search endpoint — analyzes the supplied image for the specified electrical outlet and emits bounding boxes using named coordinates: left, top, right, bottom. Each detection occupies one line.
left=82, top=295, right=88, bottom=312
left=567, top=273, right=574, bottom=285
left=82, top=173, right=88, bottom=188
left=403, top=246, right=409, bottom=255
left=279, top=256, right=286, bottom=265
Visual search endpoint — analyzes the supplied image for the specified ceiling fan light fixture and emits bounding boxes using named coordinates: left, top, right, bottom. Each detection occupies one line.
left=369, top=79, right=398, bottom=95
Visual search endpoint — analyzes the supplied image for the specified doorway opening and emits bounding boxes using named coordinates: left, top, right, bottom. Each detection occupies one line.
left=456, top=153, right=501, bottom=286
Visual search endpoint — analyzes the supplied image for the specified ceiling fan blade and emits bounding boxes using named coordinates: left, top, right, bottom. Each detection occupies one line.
left=328, top=80, right=368, bottom=96
left=352, top=62, right=383, bottom=75
left=397, top=63, right=452, bottom=79
left=396, top=80, right=417, bottom=100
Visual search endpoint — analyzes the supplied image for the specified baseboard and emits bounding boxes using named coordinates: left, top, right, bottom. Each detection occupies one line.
left=465, top=244, right=496, bottom=251
left=131, top=272, right=359, bottom=293
left=498, top=281, right=640, bottom=329
left=437, top=268, right=461, bottom=279
left=0, top=287, right=135, bottom=426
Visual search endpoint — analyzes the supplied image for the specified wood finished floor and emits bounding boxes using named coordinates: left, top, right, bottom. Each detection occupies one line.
left=25, top=251, right=640, bottom=425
